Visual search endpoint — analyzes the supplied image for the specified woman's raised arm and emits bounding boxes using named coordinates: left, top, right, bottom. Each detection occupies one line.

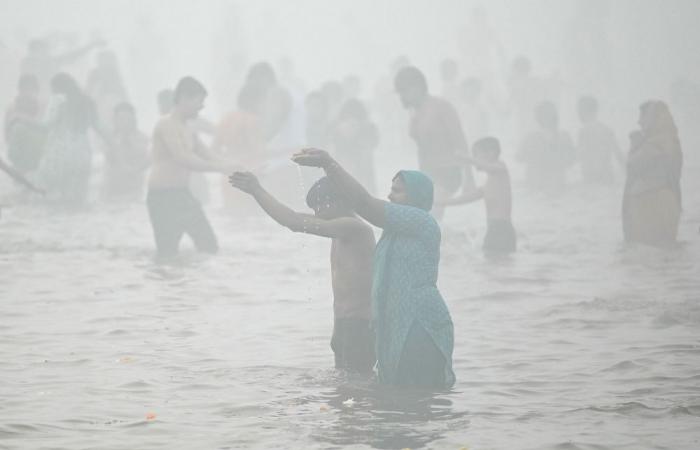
left=292, top=148, right=386, bottom=228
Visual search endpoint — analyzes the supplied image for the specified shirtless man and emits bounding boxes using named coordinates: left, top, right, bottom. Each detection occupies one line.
left=441, top=137, right=516, bottom=254
left=393, top=66, right=474, bottom=220
left=147, top=76, right=237, bottom=259
left=229, top=172, right=376, bottom=373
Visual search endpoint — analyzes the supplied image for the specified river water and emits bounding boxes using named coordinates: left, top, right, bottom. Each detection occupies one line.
left=1, top=160, right=699, bottom=450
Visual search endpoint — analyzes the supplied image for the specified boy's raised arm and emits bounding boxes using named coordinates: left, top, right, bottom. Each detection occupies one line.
left=229, top=171, right=360, bottom=239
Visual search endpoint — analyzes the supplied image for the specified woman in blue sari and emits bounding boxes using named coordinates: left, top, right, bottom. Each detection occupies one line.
left=293, top=148, right=455, bottom=389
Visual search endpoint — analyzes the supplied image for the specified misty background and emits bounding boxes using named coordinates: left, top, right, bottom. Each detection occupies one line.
left=1, top=1, right=699, bottom=449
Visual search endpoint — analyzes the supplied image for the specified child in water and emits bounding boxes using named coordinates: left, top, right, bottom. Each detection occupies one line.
left=441, top=137, right=516, bottom=254
left=229, top=171, right=376, bottom=373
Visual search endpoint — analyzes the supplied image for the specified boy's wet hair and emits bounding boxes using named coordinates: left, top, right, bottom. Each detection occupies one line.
left=473, top=137, right=501, bottom=158
left=306, top=176, right=348, bottom=211
left=174, top=76, right=207, bottom=103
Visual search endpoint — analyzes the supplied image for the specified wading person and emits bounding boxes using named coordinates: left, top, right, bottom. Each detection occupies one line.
left=229, top=172, right=376, bottom=373
left=146, top=76, right=236, bottom=259
left=293, top=148, right=456, bottom=389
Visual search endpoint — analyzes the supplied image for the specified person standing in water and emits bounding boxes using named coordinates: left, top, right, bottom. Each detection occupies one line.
left=330, top=99, right=380, bottom=195
left=576, top=96, right=624, bottom=185
left=394, top=66, right=474, bottom=221
left=293, top=148, right=455, bottom=389
left=4, top=74, right=46, bottom=174
left=102, top=102, right=149, bottom=201
left=622, top=101, right=683, bottom=247
left=37, top=72, right=107, bottom=206
left=517, top=101, right=575, bottom=193
left=440, top=137, right=516, bottom=255
left=229, top=172, right=376, bottom=373
left=146, top=76, right=237, bottom=259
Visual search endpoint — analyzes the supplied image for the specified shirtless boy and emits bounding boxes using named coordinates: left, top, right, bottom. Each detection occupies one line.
left=147, top=77, right=236, bottom=259
left=229, top=171, right=376, bottom=373
left=442, top=137, right=516, bottom=254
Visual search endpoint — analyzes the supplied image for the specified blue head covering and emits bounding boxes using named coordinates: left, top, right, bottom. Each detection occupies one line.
left=395, top=170, right=434, bottom=211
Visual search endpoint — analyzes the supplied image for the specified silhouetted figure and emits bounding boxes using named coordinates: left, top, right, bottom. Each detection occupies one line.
left=576, top=96, right=623, bottom=185
left=276, top=57, right=307, bottom=149
left=4, top=74, right=46, bottom=173
left=305, top=90, right=331, bottom=149
left=622, top=101, right=682, bottom=247
left=517, top=101, right=575, bottom=193
left=507, top=56, right=551, bottom=139
left=245, top=62, right=293, bottom=148
left=102, top=102, right=149, bottom=201
left=292, top=148, right=456, bottom=389
left=20, top=37, right=103, bottom=98
left=441, top=137, right=516, bottom=255
left=341, top=74, right=362, bottom=102
left=372, top=56, right=411, bottom=159
left=230, top=173, right=376, bottom=373
left=321, top=80, right=344, bottom=121
left=394, top=66, right=474, bottom=220
left=37, top=73, right=106, bottom=205
left=146, top=77, right=237, bottom=259
left=439, top=58, right=460, bottom=108
left=331, top=99, right=379, bottom=194
left=85, top=50, right=128, bottom=129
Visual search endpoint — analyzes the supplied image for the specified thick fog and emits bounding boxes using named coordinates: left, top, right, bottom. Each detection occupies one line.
left=1, top=1, right=699, bottom=449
